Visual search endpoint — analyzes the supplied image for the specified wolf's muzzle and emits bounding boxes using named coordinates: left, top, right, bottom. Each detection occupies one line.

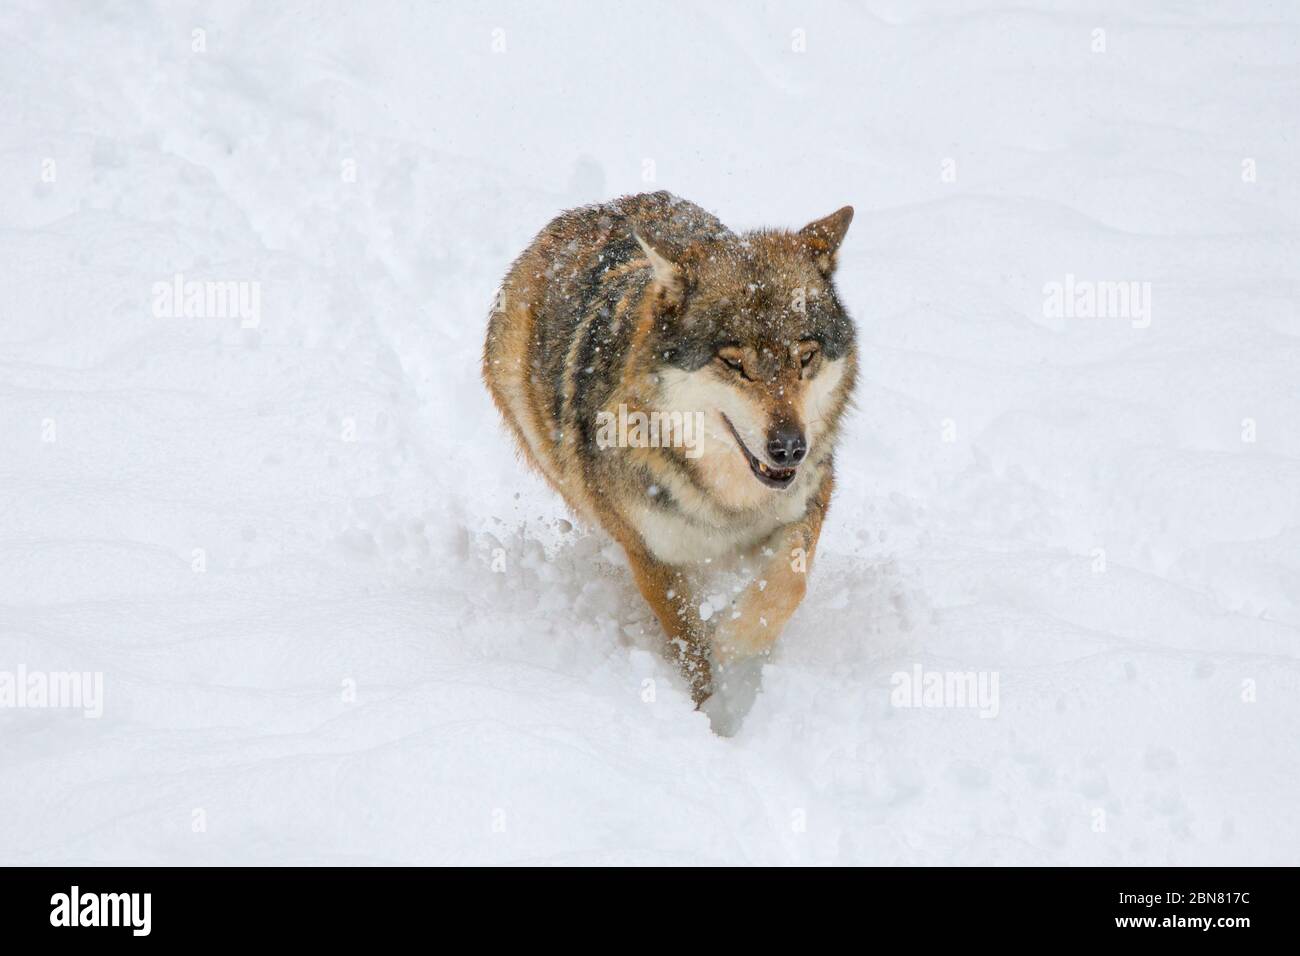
left=721, top=414, right=799, bottom=489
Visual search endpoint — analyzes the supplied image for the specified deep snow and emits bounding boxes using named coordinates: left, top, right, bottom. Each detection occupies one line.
left=1, top=0, right=1298, bottom=865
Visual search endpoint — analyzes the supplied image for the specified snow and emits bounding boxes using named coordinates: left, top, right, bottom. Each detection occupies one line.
left=1, top=1, right=1298, bottom=865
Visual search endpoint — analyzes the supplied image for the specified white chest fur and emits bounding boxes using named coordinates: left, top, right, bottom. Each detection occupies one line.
left=628, top=472, right=816, bottom=566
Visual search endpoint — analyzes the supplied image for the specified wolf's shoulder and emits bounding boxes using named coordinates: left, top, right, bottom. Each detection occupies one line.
left=612, top=192, right=734, bottom=245
left=549, top=192, right=734, bottom=247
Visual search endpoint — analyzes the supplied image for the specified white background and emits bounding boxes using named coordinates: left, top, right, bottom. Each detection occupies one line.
left=1, top=0, right=1297, bottom=864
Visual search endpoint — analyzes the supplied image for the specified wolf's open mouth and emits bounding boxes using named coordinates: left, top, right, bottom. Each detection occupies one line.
left=721, top=414, right=798, bottom=489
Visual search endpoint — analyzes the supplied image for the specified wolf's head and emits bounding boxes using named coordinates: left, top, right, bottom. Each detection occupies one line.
left=635, top=206, right=856, bottom=509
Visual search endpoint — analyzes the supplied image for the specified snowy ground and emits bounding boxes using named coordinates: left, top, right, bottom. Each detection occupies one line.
left=1, top=1, right=1298, bottom=865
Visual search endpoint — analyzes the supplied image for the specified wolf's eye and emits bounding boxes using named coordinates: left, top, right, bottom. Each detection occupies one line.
left=716, top=350, right=750, bottom=380
left=800, top=345, right=819, bottom=369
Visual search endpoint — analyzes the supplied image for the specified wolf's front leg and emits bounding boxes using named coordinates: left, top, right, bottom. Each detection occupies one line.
left=621, top=542, right=714, bottom=705
left=712, top=472, right=832, bottom=665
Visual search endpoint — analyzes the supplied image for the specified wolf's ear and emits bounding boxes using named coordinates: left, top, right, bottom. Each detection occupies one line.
left=634, top=230, right=689, bottom=306
left=799, top=206, right=854, bottom=276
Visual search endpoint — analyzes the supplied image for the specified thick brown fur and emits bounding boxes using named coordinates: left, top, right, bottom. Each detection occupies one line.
left=484, top=192, right=856, bottom=705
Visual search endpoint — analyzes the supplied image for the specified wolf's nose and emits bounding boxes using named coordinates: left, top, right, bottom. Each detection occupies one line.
left=767, top=427, right=807, bottom=466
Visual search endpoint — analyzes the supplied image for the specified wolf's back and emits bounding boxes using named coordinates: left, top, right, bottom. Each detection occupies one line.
left=483, top=192, right=729, bottom=502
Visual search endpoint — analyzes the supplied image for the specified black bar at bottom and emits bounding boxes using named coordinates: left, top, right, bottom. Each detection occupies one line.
left=0, top=866, right=1290, bottom=943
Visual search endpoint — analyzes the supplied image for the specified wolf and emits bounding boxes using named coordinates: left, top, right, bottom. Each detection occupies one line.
left=483, top=191, right=856, bottom=705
